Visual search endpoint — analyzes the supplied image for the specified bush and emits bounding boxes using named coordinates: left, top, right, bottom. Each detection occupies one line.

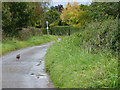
left=19, top=27, right=42, bottom=40
left=77, top=18, right=119, bottom=54
left=41, top=28, right=47, bottom=34
left=50, top=26, right=81, bottom=35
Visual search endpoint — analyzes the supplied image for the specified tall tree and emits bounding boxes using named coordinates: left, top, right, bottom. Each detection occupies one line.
left=87, top=2, right=119, bottom=21
left=60, top=2, right=88, bottom=27
left=51, top=4, right=63, bottom=12
left=2, top=2, right=44, bottom=37
left=43, top=9, right=60, bottom=27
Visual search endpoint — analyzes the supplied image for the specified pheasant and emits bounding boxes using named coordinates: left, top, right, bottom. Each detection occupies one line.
left=16, top=54, right=20, bottom=60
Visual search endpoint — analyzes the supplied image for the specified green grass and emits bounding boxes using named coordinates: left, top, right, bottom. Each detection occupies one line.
left=45, top=19, right=118, bottom=88
left=1, top=35, right=59, bottom=55
left=45, top=42, right=118, bottom=88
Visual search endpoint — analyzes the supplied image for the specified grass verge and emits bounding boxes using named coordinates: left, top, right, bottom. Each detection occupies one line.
left=0, top=35, right=59, bottom=55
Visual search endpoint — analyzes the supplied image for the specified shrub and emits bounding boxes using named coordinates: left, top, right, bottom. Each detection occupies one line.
left=41, top=28, right=47, bottom=34
left=19, top=27, right=42, bottom=40
left=50, top=26, right=81, bottom=35
left=76, top=18, right=119, bottom=54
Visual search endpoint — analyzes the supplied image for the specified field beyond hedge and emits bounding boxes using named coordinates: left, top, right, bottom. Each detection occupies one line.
left=45, top=19, right=118, bottom=88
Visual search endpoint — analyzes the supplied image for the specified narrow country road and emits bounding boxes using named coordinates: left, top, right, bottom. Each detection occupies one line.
left=1, top=41, right=55, bottom=88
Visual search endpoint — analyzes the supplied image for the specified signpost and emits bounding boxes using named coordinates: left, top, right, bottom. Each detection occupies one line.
left=46, top=21, right=49, bottom=35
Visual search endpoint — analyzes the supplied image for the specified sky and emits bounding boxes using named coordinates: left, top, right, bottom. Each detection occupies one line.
left=50, top=0, right=92, bottom=7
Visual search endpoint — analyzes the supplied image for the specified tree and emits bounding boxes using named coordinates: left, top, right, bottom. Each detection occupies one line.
left=87, top=2, right=119, bottom=21
left=60, top=2, right=88, bottom=27
left=51, top=4, right=63, bottom=12
left=2, top=2, right=41, bottom=37
left=41, top=7, right=60, bottom=28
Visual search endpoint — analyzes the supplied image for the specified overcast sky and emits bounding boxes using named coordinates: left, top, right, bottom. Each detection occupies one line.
left=50, top=0, right=92, bottom=7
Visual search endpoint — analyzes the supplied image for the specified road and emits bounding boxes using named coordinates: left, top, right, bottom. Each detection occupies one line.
left=1, top=42, right=55, bottom=88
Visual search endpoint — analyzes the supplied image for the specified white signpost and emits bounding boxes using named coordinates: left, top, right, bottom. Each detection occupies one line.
left=46, top=21, right=49, bottom=35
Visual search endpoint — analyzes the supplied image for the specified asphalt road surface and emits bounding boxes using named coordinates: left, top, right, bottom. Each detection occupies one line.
left=1, top=42, right=55, bottom=88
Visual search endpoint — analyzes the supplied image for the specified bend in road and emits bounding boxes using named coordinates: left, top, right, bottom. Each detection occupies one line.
left=1, top=42, right=55, bottom=88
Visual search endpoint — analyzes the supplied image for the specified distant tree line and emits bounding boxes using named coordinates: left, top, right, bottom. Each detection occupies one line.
left=44, top=2, right=119, bottom=28
left=2, top=2, right=119, bottom=37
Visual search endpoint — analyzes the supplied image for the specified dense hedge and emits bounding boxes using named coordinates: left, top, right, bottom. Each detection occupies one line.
left=50, top=26, right=81, bottom=35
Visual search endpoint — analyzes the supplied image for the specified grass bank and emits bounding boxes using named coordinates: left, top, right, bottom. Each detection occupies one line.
left=0, top=35, right=59, bottom=55
left=45, top=19, right=118, bottom=88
